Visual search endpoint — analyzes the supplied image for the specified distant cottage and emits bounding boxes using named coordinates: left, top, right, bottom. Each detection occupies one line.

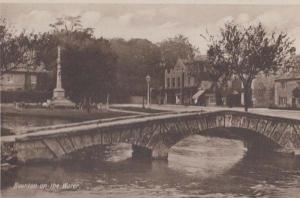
left=0, top=64, right=48, bottom=91
left=252, top=73, right=276, bottom=108
left=274, top=72, right=300, bottom=108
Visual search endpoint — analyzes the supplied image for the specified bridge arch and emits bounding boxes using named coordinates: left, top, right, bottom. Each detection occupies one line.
left=12, top=111, right=300, bottom=163
left=130, top=124, right=293, bottom=160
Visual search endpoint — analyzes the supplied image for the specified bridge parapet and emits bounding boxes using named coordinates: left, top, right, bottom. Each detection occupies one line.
left=2, top=110, right=300, bottom=163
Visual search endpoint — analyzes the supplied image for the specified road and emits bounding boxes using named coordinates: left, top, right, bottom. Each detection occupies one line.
left=113, top=104, right=300, bottom=120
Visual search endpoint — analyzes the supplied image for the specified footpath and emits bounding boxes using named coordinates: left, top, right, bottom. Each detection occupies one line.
left=114, top=104, right=300, bottom=120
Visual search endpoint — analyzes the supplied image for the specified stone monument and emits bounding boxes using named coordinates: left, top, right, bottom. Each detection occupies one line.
left=51, top=46, right=75, bottom=108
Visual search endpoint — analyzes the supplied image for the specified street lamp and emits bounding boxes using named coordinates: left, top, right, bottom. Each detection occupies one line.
left=146, top=74, right=151, bottom=107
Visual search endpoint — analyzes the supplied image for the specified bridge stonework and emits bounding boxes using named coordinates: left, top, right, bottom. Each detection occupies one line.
left=4, top=111, right=300, bottom=163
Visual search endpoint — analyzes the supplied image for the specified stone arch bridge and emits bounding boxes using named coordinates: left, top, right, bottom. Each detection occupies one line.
left=2, top=110, right=300, bottom=163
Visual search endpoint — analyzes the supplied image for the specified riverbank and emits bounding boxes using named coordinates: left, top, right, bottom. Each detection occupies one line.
left=1, top=103, right=132, bottom=122
left=0, top=104, right=137, bottom=172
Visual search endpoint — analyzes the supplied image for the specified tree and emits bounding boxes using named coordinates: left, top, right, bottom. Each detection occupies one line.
left=62, top=37, right=117, bottom=104
left=50, top=15, right=83, bottom=32
left=159, top=34, right=198, bottom=69
left=36, top=16, right=117, bottom=105
left=0, top=17, right=38, bottom=75
left=110, top=38, right=161, bottom=101
left=206, top=22, right=295, bottom=111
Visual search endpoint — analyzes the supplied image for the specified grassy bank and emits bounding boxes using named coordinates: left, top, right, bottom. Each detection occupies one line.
left=1, top=104, right=132, bottom=121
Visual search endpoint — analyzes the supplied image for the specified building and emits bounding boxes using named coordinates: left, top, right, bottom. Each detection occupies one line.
left=249, top=55, right=300, bottom=108
left=192, top=81, right=219, bottom=106
left=163, top=58, right=215, bottom=105
left=252, top=73, right=276, bottom=107
left=163, top=57, right=243, bottom=106
left=0, top=64, right=48, bottom=91
left=219, top=76, right=243, bottom=107
left=164, top=59, right=196, bottom=104
left=274, top=72, right=300, bottom=108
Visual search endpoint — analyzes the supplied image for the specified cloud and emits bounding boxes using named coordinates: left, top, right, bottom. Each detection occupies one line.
left=5, top=5, right=300, bottom=55
left=249, top=10, right=300, bottom=52
left=136, top=9, right=156, bottom=20
left=62, top=9, right=82, bottom=17
left=13, top=10, right=55, bottom=33
left=236, top=13, right=250, bottom=23
left=157, top=21, right=179, bottom=29
left=81, top=11, right=102, bottom=27
left=250, top=9, right=300, bottom=31
left=253, top=11, right=289, bottom=29
left=118, top=13, right=133, bottom=26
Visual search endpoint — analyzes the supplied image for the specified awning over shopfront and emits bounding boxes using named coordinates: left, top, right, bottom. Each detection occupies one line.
left=192, top=89, right=206, bottom=100
left=232, top=90, right=239, bottom=95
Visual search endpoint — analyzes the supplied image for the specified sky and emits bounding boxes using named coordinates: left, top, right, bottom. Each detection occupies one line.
left=1, top=1, right=300, bottom=54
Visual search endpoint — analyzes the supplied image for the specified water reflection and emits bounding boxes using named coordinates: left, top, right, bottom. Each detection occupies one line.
left=2, top=135, right=300, bottom=198
left=169, top=136, right=245, bottom=177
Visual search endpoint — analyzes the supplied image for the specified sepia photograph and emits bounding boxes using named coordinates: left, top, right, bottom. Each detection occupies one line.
left=1, top=0, right=300, bottom=197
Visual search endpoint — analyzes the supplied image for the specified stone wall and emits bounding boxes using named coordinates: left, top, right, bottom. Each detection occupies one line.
left=4, top=111, right=300, bottom=163
left=252, top=74, right=276, bottom=107
left=1, top=73, right=26, bottom=91
left=275, top=79, right=300, bottom=107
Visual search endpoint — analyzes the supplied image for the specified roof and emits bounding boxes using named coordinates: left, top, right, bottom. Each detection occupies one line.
left=184, top=59, right=212, bottom=81
left=2, top=63, right=48, bottom=74
left=174, top=59, right=187, bottom=70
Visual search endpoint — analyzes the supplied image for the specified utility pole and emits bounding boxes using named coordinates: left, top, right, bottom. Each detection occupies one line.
left=146, top=74, right=151, bottom=108
left=181, top=68, right=184, bottom=105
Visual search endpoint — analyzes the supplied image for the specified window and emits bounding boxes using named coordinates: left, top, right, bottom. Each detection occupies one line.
left=233, top=74, right=238, bottom=80
left=177, top=77, right=181, bottom=87
left=279, top=97, right=287, bottom=106
left=208, top=95, right=216, bottom=104
left=7, top=74, right=14, bottom=83
left=188, top=77, right=191, bottom=86
left=281, top=81, right=286, bottom=89
left=30, top=75, right=37, bottom=89
left=258, top=89, right=264, bottom=96
left=31, top=75, right=37, bottom=85
left=172, top=78, right=175, bottom=88
left=167, top=78, right=170, bottom=88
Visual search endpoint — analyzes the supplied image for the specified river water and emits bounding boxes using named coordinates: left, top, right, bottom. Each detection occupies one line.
left=1, top=134, right=300, bottom=198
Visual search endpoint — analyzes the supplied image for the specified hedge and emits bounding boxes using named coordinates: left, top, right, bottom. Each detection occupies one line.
left=1, top=90, right=52, bottom=103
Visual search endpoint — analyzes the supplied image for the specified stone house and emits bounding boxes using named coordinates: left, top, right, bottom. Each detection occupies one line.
left=219, top=76, right=243, bottom=107
left=163, top=58, right=243, bottom=106
left=252, top=73, right=276, bottom=107
left=164, top=58, right=199, bottom=105
left=274, top=73, right=300, bottom=108
left=0, top=64, right=48, bottom=91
